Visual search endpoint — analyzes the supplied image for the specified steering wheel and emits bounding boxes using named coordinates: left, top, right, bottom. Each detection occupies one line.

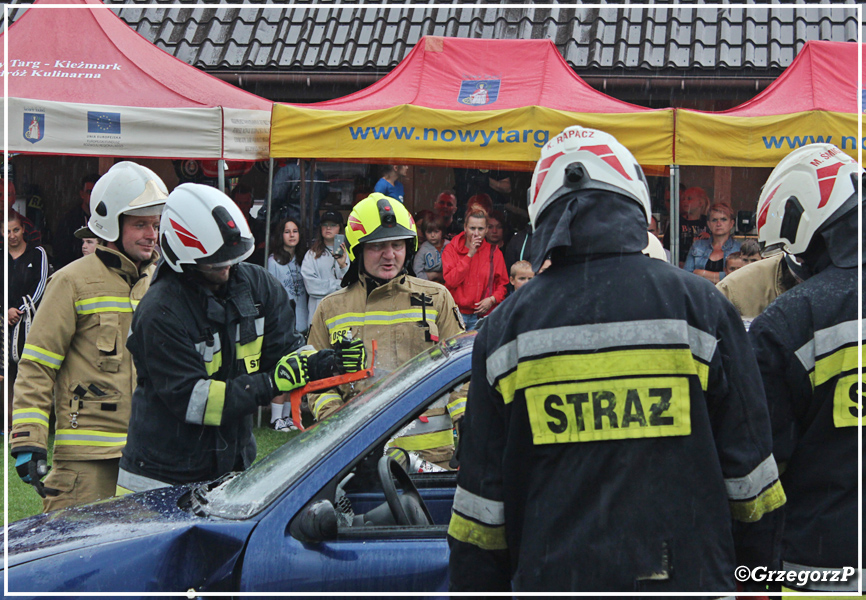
left=377, top=455, right=433, bottom=526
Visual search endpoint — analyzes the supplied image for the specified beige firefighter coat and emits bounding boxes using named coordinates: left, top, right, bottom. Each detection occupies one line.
left=11, top=247, right=156, bottom=461
left=307, top=272, right=465, bottom=421
left=715, top=253, right=795, bottom=319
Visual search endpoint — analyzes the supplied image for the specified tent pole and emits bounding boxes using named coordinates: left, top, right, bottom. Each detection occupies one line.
left=299, top=160, right=308, bottom=241
left=218, top=160, right=226, bottom=193
left=263, top=157, right=274, bottom=268
left=670, top=164, right=680, bottom=266
left=309, top=158, right=317, bottom=231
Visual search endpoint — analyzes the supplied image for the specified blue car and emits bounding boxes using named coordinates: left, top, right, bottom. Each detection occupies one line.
left=4, top=333, right=475, bottom=597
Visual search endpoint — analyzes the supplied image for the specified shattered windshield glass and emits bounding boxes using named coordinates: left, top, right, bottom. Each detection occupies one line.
left=201, top=341, right=454, bottom=519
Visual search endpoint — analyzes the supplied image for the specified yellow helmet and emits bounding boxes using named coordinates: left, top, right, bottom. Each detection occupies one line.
left=345, top=193, right=418, bottom=260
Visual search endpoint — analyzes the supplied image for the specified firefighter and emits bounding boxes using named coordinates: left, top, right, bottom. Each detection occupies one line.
left=306, top=192, right=464, bottom=469
left=11, top=162, right=168, bottom=511
left=448, top=126, right=785, bottom=592
left=117, top=184, right=364, bottom=491
left=748, top=143, right=862, bottom=593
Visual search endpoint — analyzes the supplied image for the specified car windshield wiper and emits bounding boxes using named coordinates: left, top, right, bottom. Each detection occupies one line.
left=184, top=471, right=240, bottom=517
left=188, top=483, right=210, bottom=517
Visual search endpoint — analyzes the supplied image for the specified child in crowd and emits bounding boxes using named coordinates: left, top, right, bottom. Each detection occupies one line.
left=739, top=238, right=762, bottom=264
left=509, top=260, right=534, bottom=291
left=724, top=251, right=746, bottom=276
left=413, top=216, right=448, bottom=283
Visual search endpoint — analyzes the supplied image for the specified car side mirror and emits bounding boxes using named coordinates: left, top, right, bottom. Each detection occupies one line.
left=292, top=499, right=338, bottom=543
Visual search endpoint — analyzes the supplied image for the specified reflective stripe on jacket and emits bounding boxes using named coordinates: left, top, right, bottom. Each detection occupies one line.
left=307, top=272, right=464, bottom=424
left=750, top=264, right=860, bottom=581
left=11, top=247, right=155, bottom=461
left=448, top=252, right=784, bottom=592
left=119, top=262, right=304, bottom=487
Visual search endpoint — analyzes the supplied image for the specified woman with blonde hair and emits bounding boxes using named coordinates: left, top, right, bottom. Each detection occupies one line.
left=684, top=202, right=740, bottom=283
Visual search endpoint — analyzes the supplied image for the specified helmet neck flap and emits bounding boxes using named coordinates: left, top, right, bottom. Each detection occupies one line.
left=529, top=188, right=648, bottom=273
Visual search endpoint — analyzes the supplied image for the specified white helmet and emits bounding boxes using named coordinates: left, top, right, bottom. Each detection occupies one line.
left=642, top=231, right=667, bottom=261
left=160, top=183, right=254, bottom=273
left=88, top=161, right=168, bottom=242
left=529, top=126, right=651, bottom=230
left=757, top=143, right=862, bottom=257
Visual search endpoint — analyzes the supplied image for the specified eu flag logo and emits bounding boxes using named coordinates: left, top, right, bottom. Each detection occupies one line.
left=87, top=111, right=121, bottom=134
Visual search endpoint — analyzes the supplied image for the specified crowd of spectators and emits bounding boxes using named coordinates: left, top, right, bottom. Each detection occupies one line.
left=6, top=167, right=767, bottom=480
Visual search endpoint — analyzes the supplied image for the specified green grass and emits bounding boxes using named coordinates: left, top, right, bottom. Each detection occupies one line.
left=3, top=426, right=297, bottom=524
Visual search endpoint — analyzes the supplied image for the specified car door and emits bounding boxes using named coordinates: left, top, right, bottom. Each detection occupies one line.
left=236, top=350, right=471, bottom=594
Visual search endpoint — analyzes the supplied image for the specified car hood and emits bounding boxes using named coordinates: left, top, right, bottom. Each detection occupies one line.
left=5, top=485, right=250, bottom=568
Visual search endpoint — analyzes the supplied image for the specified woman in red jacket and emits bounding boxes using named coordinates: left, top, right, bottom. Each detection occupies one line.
left=442, top=207, right=508, bottom=330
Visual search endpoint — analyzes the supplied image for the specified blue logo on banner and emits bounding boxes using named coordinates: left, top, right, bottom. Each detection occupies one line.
left=458, top=80, right=500, bottom=106
left=861, top=89, right=866, bottom=112
left=87, top=111, right=121, bottom=134
left=23, top=113, right=44, bottom=144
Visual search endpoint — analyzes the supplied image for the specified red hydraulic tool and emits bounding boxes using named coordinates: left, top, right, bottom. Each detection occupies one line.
left=290, top=340, right=377, bottom=431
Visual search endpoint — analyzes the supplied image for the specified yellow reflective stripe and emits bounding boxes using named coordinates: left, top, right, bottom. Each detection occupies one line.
left=115, top=485, right=133, bottom=496
left=203, top=381, right=226, bottom=426
left=74, top=296, right=134, bottom=314
left=12, top=407, right=51, bottom=427
left=313, top=392, right=342, bottom=420
left=236, top=340, right=263, bottom=374
left=813, top=346, right=858, bottom=388
left=390, top=429, right=454, bottom=452
left=495, top=348, right=708, bottom=403
left=325, top=309, right=439, bottom=330
left=21, top=343, right=64, bottom=369
left=525, top=377, right=691, bottom=445
left=729, top=480, right=786, bottom=523
left=447, top=512, right=507, bottom=551
left=55, top=429, right=127, bottom=447
left=205, top=350, right=223, bottom=376
left=447, top=397, right=466, bottom=419
left=833, top=372, right=862, bottom=428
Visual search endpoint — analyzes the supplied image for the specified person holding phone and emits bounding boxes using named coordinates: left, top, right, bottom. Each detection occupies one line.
left=301, top=210, right=350, bottom=319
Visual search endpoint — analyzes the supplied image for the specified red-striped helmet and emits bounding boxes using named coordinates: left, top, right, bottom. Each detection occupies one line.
left=757, top=143, right=862, bottom=257
left=160, top=183, right=254, bottom=273
left=529, top=126, right=651, bottom=230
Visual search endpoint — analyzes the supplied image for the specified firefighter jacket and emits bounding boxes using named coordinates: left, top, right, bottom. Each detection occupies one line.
left=306, top=272, right=464, bottom=462
left=749, top=261, right=860, bottom=591
left=441, top=232, right=508, bottom=315
left=716, top=253, right=796, bottom=320
left=447, top=192, right=784, bottom=593
left=11, top=246, right=156, bottom=461
left=118, top=262, right=304, bottom=488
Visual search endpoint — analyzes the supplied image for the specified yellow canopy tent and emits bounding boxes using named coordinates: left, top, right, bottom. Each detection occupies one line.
left=675, top=41, right=862, bottom=167
left=271, top=36, right=673, bottom=171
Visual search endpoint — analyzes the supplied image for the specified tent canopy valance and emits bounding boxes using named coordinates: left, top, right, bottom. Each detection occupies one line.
left=675, top=41, right=863, bottom=167
left=270, top=36, right=674, bottom=171
left=1, top=0, right=271, bottom=160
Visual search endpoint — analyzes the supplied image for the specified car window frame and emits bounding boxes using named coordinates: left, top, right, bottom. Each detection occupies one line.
left=307, top=372, right=471, bottom=541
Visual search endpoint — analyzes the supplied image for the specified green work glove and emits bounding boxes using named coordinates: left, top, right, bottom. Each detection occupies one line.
left=273, top=349, right=312, bottom=392
left=334, top=337, right=366, bottom=373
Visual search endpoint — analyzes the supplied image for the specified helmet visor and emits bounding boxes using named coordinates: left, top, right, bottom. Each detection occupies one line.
left=760, top=241, right=786, bottom=258
left=195, top=236, right=255, bottom=268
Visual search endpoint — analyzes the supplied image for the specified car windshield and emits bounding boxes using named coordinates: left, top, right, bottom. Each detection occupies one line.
left=201, top=341, right=454, bottom=519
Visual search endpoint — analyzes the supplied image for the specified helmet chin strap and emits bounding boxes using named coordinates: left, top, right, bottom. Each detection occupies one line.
left=356, top=242, right=410, bottom=288
left=105, top=236, right=137, bottom=266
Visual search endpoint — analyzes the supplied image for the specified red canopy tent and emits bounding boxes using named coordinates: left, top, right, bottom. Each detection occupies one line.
left=675, top=40, right=863, bottom=166
left=1, top=0, right=271, bottom=160
left=271, top=36, right=674, bottom=170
